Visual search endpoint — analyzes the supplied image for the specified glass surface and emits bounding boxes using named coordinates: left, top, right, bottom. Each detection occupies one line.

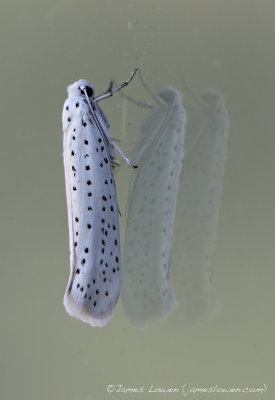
left=1, top=1, right=274, bottom=399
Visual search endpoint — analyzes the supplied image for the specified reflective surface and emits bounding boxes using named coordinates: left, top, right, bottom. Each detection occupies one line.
left=1, top=1, right=274, bottom=399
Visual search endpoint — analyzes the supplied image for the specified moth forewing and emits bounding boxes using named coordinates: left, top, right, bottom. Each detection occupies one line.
left=121, top=86, right=186, bottom=327
left=171, top=89, right=229, bottom=328
left=62, top=73, right=137, bottom=327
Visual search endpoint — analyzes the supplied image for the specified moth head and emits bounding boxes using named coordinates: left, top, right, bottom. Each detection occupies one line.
left=200, top=89, right=224, bottom=111
left=157, top=86, right=182, bottom=106
left=67, top=79, right=95, bottom=99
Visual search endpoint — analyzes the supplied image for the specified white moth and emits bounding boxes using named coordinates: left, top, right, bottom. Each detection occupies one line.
left=171, top=89, right=229, bottom=328
left=62, top=70, right=137, bottom=327
left=121, top=86, right=186, bottom=327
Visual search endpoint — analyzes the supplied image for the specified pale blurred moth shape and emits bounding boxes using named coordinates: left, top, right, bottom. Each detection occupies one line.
left=62, top=69, right=138, bottom=327
left=121, top=77, right=187, bottom=327
left=121, top=75, right=229, bottom=328
left=171, top=88, right=229, bottom=328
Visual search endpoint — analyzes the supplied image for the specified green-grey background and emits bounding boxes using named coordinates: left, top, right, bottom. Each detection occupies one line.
left=1, top=0, right=274, bottom=399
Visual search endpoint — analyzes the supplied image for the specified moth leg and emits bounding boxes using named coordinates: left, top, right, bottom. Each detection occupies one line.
left=94, top=68, right=138, bottom=102
left=116, top=69, right=167, bottom=108
left=111, top=140, right=138, bottom=169
left=107, top=80, right=113, bottom=92
left=117, top=91, right=154, bottom=109
left=137, top=69, right=167, bottom=106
